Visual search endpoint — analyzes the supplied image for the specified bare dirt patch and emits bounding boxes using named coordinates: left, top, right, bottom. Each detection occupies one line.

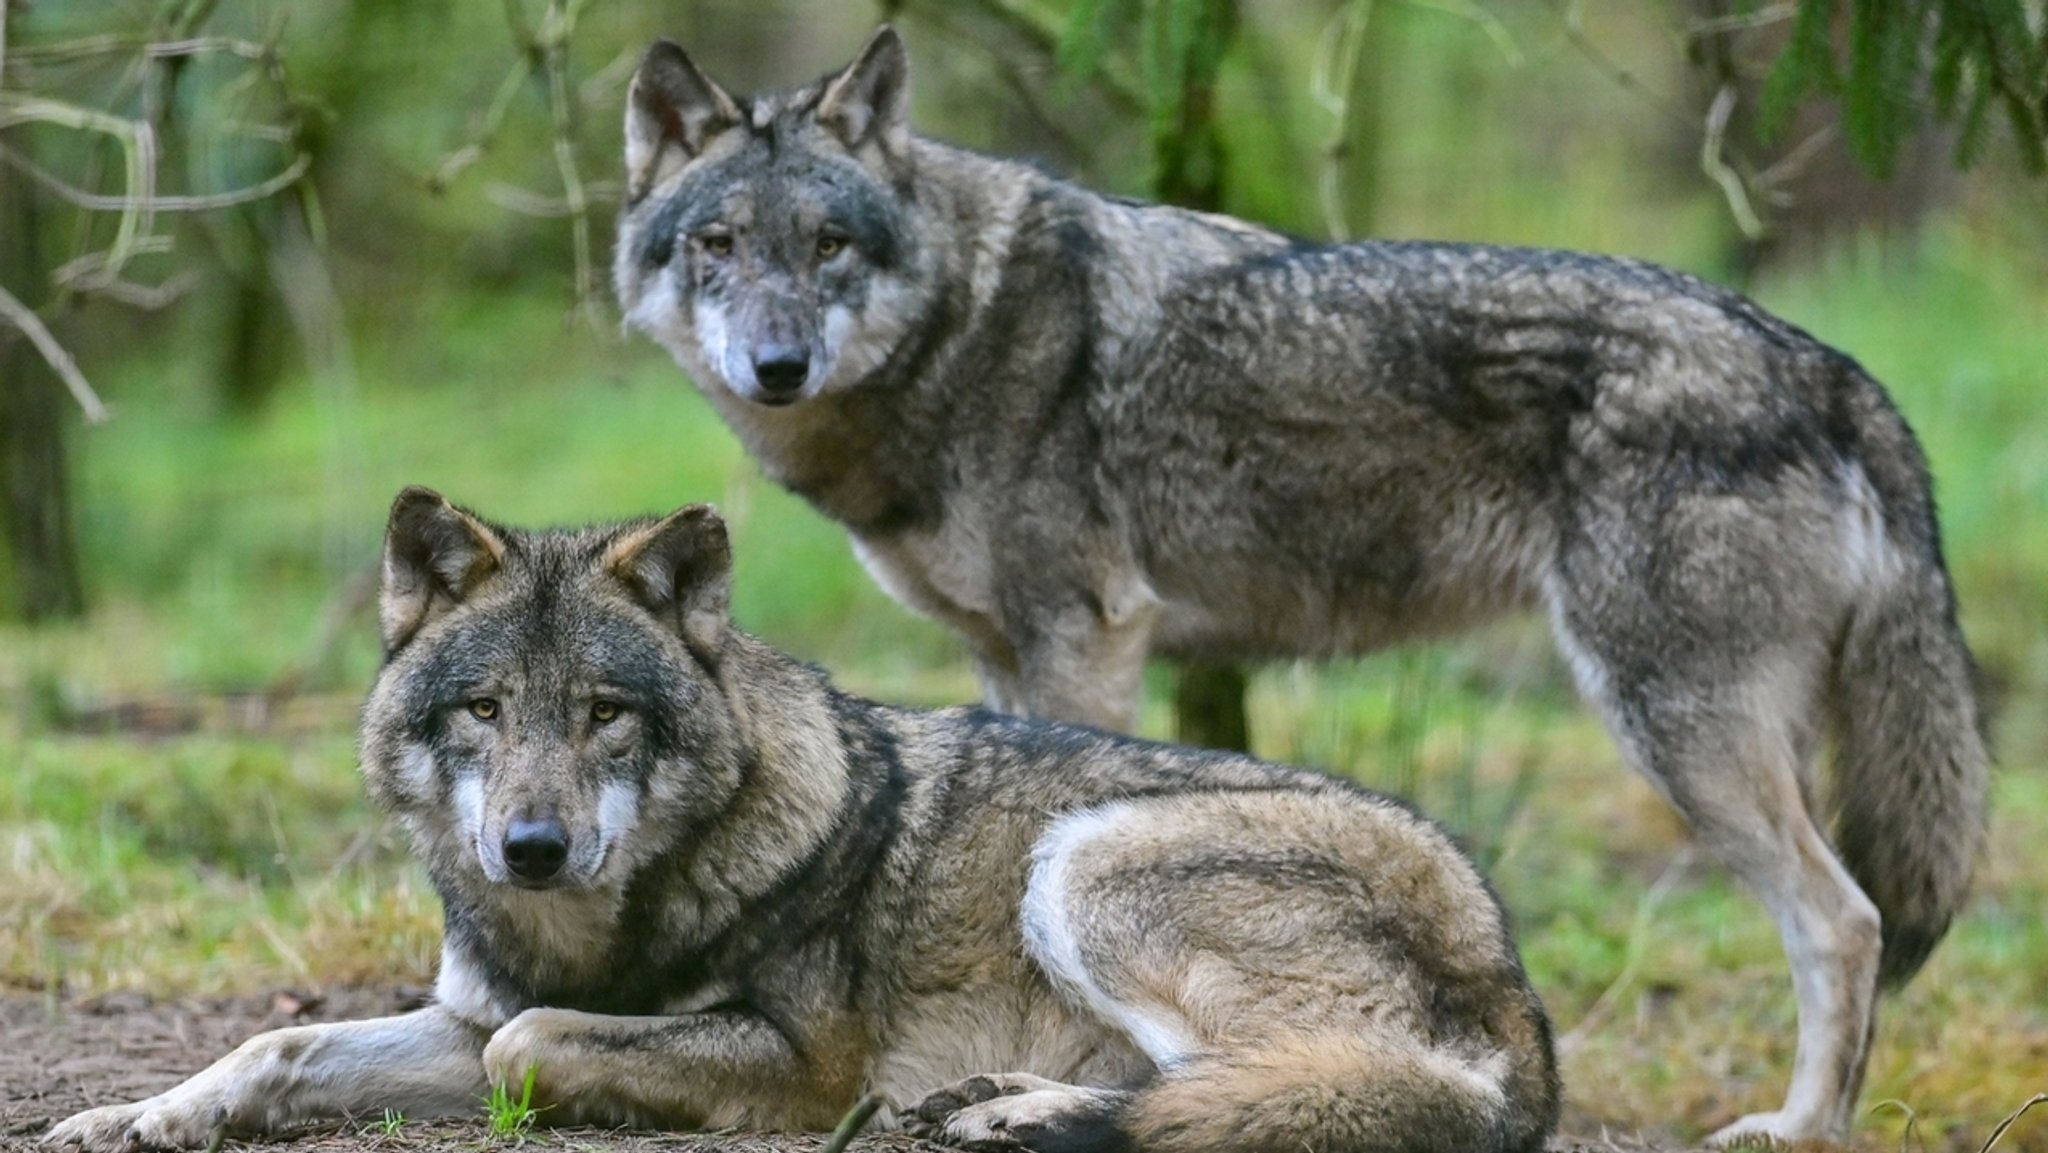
left=0, top=989, right=933, bottom=1152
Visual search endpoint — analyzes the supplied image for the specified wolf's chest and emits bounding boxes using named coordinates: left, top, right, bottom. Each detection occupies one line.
left=849, top=528, right=1009, bottom=655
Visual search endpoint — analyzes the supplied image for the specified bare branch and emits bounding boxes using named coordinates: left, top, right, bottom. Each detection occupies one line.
left=0, top=282, right=113, bottom=424
left=1539, top=0, right=1693, bottom=130
left=0, top=141, right=311, bottom=212
left=14, top=34, right=275, bottom=62
left=1311, top=0, right=1376, bottom=242
left=1701, top=85, right=1765, bottom=239
left=51, top=236, right=178, bottom=287
left=1685, top=3, right=1799, bottom=40
left=577, top=45, right=641, bottom=111
left=1754, top=124, right=1838, bottom=205
left=1405, top=0, right=1524, bottom=67
left=542, top=0, right=599, bottom=325
left=75, top=270, right=199, bottom=310
left=902, top=0, right=1144, bottom=114
left=0, top=93, right=164, bottom=288
left=428, top=57, right=537, bottom=193
left=484, top=179, right=618, bottom=217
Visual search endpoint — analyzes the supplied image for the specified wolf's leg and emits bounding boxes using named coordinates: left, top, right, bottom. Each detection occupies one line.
left=481, top=1005, right=860, bottom=1131
left=973, top=648, right=1029, bottom=716
left=43, top=1007, right=487, bottom=1151
left=1548, top=582, right=1879, bottom=1144
left=1006, top=571, right=1159, bottom=733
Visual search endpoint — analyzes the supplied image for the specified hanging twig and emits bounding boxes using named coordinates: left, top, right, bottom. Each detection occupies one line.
left=541, top=0, right=600, bottom=326
left=427, top=58, right=535, bottom=193
left=0, top=2, right=314, bottom=423
left=1408, top=0, right=1523, bottom=66
left=1539, top=0, right=1693, bottom=129
left=430, top=0, right=606, bottom=324
left=1701, top=84, right=1765, bottom=239
left=1311, top=0, right=1374, bottom=242
left=0, top=283, right=113, bottom=424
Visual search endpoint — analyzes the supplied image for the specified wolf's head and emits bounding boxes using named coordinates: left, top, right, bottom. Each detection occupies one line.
left=613, top=27, right=936, bottom=408
left=360, top=487, right=746, bottom=894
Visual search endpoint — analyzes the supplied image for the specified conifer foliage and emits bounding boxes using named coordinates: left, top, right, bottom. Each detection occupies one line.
left=1764, top=0, right=2047, bottom=173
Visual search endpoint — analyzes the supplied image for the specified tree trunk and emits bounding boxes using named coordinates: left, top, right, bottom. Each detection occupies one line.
left=0, top=127, right=87, bottom=622
left=1153, top=0, right=1253, bottom=753
left=1173, top=661, right=1251, bottom=751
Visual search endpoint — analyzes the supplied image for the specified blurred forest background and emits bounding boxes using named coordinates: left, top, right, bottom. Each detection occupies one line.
left=2, top=0, right=2046, bottom=1149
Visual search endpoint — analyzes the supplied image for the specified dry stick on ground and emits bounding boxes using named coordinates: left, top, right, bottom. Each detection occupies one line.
left=1979, top=1094, right=2048, bottom=1153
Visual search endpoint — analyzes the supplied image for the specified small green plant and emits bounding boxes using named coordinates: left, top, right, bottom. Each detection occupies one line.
left=484, top=1065, right=543, bottom=1141
left=374, top=1108, right=405, bottom=1137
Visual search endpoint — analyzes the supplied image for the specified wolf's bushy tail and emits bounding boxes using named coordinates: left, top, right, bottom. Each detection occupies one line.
left=1832, top=384, right=1992, bottom=988
left=1114, top=1031, right=1556, bottom=1153
left=1832, top=549, right=1990, bottom=986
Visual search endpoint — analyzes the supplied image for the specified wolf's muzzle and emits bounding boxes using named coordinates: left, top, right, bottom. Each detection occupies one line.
left=751, top=346, right=810, bottom=402
left=503, top=817, right=570, bottom=884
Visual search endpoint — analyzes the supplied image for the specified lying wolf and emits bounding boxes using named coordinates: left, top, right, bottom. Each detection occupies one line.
left=45, top=487, right=1558, bottom=1153
left=610, top=27, right=1991, bottom=1143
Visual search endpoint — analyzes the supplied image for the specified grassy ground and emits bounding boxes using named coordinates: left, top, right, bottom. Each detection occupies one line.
left=4, top=225, right=2047, bottom=1151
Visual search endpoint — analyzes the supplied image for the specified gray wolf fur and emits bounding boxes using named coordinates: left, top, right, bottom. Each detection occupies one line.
left=45, top=487, right=1559, bottom=1153
left=609, top=27, right=1991, bottom=1145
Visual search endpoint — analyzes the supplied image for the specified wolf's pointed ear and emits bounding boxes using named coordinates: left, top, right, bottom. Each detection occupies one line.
left=625, top=40, right=742, bottom=202
left=381, top=487, right=507, bottom=654
left=605, top=504, right=731, bottom=663
left=817, top=26, right=910, bottom=159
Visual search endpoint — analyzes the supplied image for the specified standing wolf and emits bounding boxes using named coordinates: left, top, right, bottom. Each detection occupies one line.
left=46, top=488, right=1558, bottom=1153
left=611, top=27, right=1990, bottom=1145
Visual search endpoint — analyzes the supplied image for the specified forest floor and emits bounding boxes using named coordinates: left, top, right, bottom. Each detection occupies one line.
left=5, top=988, right=1721, bottom=1153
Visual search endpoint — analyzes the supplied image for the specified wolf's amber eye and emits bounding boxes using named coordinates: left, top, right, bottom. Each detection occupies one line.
left=817, top=235, right=845, bottom=259
left=701, top=234, right=733, bottom=258
left=468, top=698, right=499, bottom=721
left=591, top=701, right=620, bottom=724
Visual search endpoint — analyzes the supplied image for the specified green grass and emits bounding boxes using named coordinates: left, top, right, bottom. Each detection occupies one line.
left=4, top=182, right=2047, bottom=1153
left=485, top=1066, right=543, bottom=1141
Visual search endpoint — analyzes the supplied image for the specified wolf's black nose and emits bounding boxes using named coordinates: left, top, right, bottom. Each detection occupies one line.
left=503, top=818, right=569, bottom=882
left=752, top=349, right=810, bottom=397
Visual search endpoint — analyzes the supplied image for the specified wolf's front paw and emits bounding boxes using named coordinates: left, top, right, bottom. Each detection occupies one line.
left=904, top=1074, right=1029, bottom=1142
left=42, top=1103, right=145, bottom=1151
left=43, top=1097, right=222, bottom=1151
left=482, top=1007, right=579, bottom=1098
left=906, top=1074, right=1121, bottom=1153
